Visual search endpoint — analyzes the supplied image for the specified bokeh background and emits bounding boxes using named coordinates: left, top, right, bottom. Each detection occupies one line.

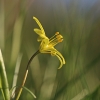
left=0, top=0, right=100, bottom=100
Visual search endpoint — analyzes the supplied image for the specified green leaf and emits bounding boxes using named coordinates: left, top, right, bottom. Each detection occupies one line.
left=23, top=86, right=36, bottom=99
left=0, top=49, right=10, bottom=100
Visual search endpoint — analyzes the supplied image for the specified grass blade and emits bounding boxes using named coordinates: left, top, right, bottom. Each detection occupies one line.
left=0, top=49, right=10, bottom=100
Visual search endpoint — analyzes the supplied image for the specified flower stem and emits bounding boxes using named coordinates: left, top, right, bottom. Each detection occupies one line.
left=16, top=50, right=40, bottom=100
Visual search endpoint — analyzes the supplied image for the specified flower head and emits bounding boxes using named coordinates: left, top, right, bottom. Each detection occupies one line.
left=33, top=17, right=65, bottom=69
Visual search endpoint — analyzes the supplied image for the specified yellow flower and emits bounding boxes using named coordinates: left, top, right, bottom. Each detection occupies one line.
left=33, top=17, right=65, bottom=69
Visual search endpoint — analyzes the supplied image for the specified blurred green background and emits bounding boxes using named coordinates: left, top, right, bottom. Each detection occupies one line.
left=0, top=0, right=100, bottom=100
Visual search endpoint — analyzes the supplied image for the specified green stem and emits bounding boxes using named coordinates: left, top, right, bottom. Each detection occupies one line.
left=16, top=50, right=40, bottom=100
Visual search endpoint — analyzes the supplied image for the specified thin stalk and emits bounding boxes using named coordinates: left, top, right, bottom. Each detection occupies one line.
left=16, top=50, right=40, bottom=100
left=11, top=54, right=23, bottom=99
left=0, top=49, right=10, bottom=100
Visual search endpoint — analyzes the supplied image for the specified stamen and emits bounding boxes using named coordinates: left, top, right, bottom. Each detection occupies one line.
left=49, top=33, right=63, bottom=46
left=49, top=33, right=57, bottom=41
left=50, top=32, right=63, bottom=41
left=55, top=32, right=60, bottom=35
left=49, top=32, right=60, bottom=41
left=56, top=34, right=63, bottom=39
left=50, top=39, right=63, bottom=47
left=58, top=38, right=63, bottom=42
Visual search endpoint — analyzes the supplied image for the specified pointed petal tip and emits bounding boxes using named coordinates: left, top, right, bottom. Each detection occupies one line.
left=58, top=62, right=65, bottom=69
left=33, top=16, right=35, bottom=19
left=33, top=17, right=38, bottom=21
left=58, top=64, right=62, bottom=69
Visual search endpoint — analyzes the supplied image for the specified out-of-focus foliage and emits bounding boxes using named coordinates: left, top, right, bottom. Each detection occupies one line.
left=0, top=0, right=100, bottom=100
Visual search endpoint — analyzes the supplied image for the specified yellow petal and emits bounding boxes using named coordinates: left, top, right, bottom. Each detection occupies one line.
left=53, top=49, right=65, bottom=69
left=34, top=28, right=43, bottom=35
left=39, top=47, right=65, bottom=69
left=56, top=52, right=65, bottom=69
left=33, top=17, right=45, bottom=35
